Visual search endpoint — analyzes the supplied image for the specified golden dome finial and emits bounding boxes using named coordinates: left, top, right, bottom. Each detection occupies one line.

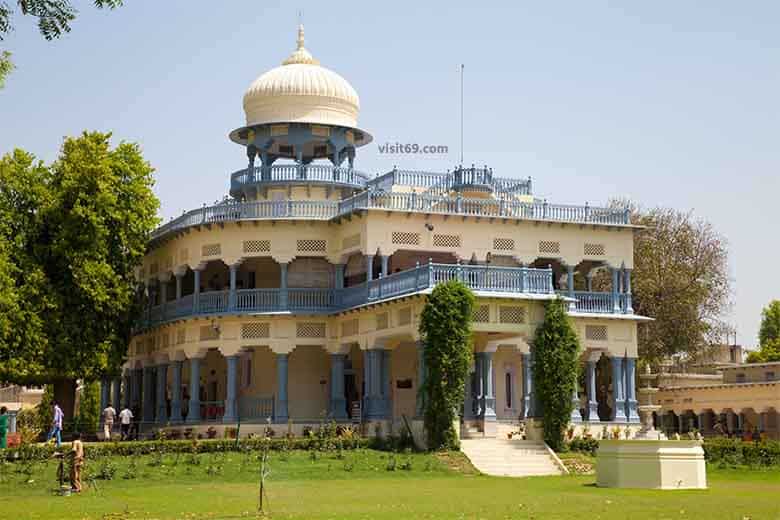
left=282, top=23, right=319, bottom=65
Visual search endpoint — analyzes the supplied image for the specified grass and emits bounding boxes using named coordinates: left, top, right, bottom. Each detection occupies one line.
left=1, top=446, right=779, bottom=519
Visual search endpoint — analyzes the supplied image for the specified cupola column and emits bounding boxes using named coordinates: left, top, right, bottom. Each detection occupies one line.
left=279, top=262, right=289, bottom=310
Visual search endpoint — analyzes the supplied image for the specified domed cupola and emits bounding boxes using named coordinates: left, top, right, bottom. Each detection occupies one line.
left=229, top=25, right=373, bottom=199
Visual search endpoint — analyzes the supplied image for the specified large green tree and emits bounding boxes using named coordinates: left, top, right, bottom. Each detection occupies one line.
left=597, top=203, right=731, bottom=362
left=0, top=1, right=124, bottom=88
left=420, top=280, right=475, bottom=450
left=0, top=131, right=158, bottom=416
left=746, top=300, right=780, bottom=363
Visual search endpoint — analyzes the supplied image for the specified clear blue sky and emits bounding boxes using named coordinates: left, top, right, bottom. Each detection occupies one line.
left=1, top=1, right=777, bottom=347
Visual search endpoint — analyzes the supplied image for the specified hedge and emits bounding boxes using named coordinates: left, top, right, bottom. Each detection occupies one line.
left=1, top=436, right=376, bottom=463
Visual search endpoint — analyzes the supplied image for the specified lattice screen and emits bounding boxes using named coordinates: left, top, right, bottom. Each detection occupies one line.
left=493, top=238, right=515, bottom=251
left=202, top=243, right=221, bottom=257
left=585, top=325, right=608, bottom=341
left=397, top=307, right=412, bottom=326
left=241, top=322, right=270, bottom=339
left=499, top=306, right=526, bottom=324
left=297, top=239, right=327, bottom=252
left=243, top=240, right=271, bottom=253
left=538, top=241, right=560, bottom=254
left=392, top=231, right=420, bottom=245
left=176, top=329, right=186, bottom=345
left=296, top=322, right=326, bottom=338
left=433, top=234, right=461, bottom=248
left=341, top=319, right=359, bottom=337
left=473, top=305, right=490, bottom=323
left=200, top=325, right=219, bottom=341
left=342, top=234, right=361, bottom=250
left=376, top=313, right=389, bottom=330
left=584, top=243, right=606, bottom=256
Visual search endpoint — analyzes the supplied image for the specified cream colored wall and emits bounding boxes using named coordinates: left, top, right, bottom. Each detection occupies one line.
left=391, top=342, right=418, bottom=420
left=722, top=363, right=780, bottom=384
left=288, top=345, right=330, bottom=420
left=139, top=205, right=634, bottom=285
left=241, top=346, right=277, bottom=398
left=658, top=381, right=780, bottom=415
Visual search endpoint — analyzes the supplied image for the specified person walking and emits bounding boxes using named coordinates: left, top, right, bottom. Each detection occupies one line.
left=69, top=432, right=85, bottom=493
left=47, top=401, right=64, bottom=447
left=0, top=406, right=8, bottom=449
left=102, top=403, right=116, bottom=441
left=118, top=406, right=133, bottom=441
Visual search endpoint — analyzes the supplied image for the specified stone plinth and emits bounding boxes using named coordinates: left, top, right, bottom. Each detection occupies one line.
left=596, top=440, right=707, bottom=489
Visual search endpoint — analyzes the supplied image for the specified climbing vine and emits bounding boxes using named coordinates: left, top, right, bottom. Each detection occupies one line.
left=533, top=298, right=581, bottom=451
left=420, top=280, right=475, bottom=450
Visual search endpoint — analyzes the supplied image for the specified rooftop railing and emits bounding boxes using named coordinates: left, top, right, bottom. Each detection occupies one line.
left=137, top=263, right=556, bottom=329
left=231, top=164, right=371, bottom=193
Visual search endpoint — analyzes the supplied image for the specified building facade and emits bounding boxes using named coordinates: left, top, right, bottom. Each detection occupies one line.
left=102, top=26, right=649, bottom=439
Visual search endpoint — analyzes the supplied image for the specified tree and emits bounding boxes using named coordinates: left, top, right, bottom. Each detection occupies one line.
left=746, top=301, right=780, bottom=363
left=74, top=380, right=100, bottom=434
left=420, top=280, right=475, bottom=450
left=601, top=203, right=730, bottom=362
left=0, top=1, right=124, bottom=87
left=0, top=132, right=158, bottom=417
left=533, top=298, right=580, bottom=451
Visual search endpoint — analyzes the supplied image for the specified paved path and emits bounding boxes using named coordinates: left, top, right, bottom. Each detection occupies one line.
left=460, top=438, right=565, bottom=477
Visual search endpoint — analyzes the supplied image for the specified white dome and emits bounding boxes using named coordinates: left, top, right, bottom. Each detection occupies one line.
left=242, top=26, right=360, bottom=128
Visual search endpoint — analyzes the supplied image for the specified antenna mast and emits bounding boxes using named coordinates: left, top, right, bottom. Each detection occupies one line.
left=460, top=64, right=464, bottom=165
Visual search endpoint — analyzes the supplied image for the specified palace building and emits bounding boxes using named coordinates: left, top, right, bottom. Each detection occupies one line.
left=104, top=26, right=650, bottom=439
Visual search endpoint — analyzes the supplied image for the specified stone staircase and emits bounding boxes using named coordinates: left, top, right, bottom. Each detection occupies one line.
left=460, top=438, right=566, bottom=477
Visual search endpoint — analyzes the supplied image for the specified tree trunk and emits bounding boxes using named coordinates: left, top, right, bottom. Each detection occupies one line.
left=53, top=378, right=77, bottom=427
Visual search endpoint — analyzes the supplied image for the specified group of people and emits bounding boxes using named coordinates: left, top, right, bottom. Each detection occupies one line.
left=100, top=403, right=136, bottom=441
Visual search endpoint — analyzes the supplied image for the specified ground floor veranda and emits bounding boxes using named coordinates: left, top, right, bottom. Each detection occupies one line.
left=104, top=337, right=642, bottom=439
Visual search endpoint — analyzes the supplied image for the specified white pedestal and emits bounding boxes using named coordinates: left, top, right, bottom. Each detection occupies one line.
left=596, top=440, right=707, bottom=489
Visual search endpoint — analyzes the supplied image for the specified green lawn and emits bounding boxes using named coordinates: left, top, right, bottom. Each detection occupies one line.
left=1, top=447, right=779, bottom=519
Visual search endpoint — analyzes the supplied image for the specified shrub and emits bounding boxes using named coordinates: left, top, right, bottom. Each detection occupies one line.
left=567, top=436, right=599, bottom=456
left=533, top=298, right=580, bottom=451
left=703, top=438, right=780, bottom=467
left=420, top=279, right=475, bottom=450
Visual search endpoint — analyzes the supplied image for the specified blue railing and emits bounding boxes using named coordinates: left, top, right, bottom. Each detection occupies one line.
left=560, top=291, right=634, bottom=314
left=137, top=264, right=569, bottom=329
left=231, top=164, right=370, bottom=193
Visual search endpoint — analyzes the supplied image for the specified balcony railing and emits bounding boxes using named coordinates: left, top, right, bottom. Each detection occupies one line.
left=137, top=263, right=640, bottom=332
left=561, top=290, right=634, bottom=314
left=238, top=396, right=275, bottom=422
left=231, top=164, right=371, bottom=193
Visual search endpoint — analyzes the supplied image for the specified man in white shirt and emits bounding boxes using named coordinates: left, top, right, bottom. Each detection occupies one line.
left=102, top=404, right=116, bottom=441
left=118, top=407, right=133, bottom=441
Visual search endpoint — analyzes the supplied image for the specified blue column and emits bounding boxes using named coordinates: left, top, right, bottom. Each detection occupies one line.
left=335, top=264, right=345, bottom=289
left=624, top=357, right=640, bottom=422
left=365, top=349, right=383, bottom=420
left=381, top=349, right=392, bottom=419
left=170, top=360, right=183, bottom=423
left=380, top=255, right=389, bottom=277
left=132, top=368, right=142, bottom=408
left=611, top=357, right=627, bottom=421
left=611, top=267, right=621, bottom=313
left=365, top=254, right=375, bottom=281
left=566, top=264, right=575, bottom=299
left=156, top=363, right=168, bottom=424
left=276, top=353, right=289, bottom=423
left=224, top=355, right=239, bottom=423
left=100, top=378, right=110, bottom=424
left=586, top=360, right=600, bottom=422
left=160, top=280, right=168, bottom=314
left=624, top=268, right=634, bottom=314
left=330, top=354, right=348, bottom=419
left=279, top=263, right=288, bottom=310
left=479, top=352, right=496, bottom=420
left=193, top=269, right=201, bottom=313
left=187, top=357, right=201, bottom=423
left=521, top=352, right=533, bottom=418
left=122, top=373, right=131, bottom=409
left=142, top=367, right=155, bottom=423
left=415, top=341, right=426, bottom=417
left=228, top=264, right=238, bottom=311
left=175, top=273, right=183, bottom=300
left=112, top=377, right=121, bottom=412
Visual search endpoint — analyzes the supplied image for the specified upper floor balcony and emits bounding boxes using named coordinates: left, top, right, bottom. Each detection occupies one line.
left=137, top=262, right=635, bottom=331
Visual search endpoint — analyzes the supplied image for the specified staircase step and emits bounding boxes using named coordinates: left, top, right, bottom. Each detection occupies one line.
left=460, top=438, right=564, bottom=478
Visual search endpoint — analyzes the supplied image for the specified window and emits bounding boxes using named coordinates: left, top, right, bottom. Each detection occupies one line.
left=736, top=373, right=746, bottom=384
left=505, top=372, right=513, bottom=409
